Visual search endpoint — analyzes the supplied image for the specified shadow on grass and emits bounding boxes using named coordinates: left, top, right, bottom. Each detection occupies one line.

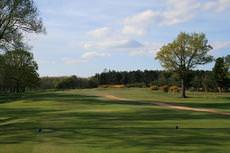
left=0, top=91, right=99, bottom=104
left=1, top=90, right=230, bottom=108
left=27, top=92, right=230, bottom=111
left=0, top=91, right=229, bottom=152
left=176, top=102, right=230, bottom=110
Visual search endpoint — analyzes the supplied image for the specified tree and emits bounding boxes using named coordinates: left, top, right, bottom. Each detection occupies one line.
left=1, top=49, right=39, bottom=92
left=156, top=32, right=213, bottom=98
left=225, top=55, right=230, bottom=71
left=213, top=57, right=229, bottom=92
left=201, top=71, right=216, bottom=92
left=0, top=0, right=45, bottom=51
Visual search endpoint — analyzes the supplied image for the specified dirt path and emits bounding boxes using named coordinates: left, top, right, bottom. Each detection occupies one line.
left=103, top=95, right=129, bottom=101
left=103, top=94, right=230, bottom=116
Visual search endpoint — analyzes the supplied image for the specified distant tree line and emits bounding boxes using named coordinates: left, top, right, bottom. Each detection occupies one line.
left=39, top=76, right=98, bottom=90
left=39, top=55, right=229, bottom=92
left=93, top=68, right=229, bottom=92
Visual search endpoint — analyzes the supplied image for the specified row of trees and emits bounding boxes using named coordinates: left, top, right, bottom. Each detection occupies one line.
left=40, top=76, right=98, bottom=89
left=92, top=60, right=229, bottom=92
left=0, top=0, right=44, bottom=93
left=40, top=55, right=229, bottom=92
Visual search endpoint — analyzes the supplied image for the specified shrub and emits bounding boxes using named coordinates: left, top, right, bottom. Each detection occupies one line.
left=111, top=85, right=125, bottom=88
left=160, top=85, right=169, bottom=92
left=169, top=86, right=180, bottom=93
left=150, top=85, right=159, bottom=90
left=99, top=84, right=125, bottom=88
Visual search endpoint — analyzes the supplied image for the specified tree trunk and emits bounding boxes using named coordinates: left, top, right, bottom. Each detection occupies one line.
left=181, top=78, right=186, bottom=98
left=217, top=87, right=222, bottom=93
left=16, top=81, right=20, bottom=93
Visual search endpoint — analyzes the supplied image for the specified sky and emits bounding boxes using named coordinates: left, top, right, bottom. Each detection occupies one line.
left=28, top=0, right=230, bottom=77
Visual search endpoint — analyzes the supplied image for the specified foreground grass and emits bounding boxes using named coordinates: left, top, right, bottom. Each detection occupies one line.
left=0, top=88, right=229, bottom=153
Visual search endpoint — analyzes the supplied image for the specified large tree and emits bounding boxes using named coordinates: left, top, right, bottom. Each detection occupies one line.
left=156, top=32, right=213, bottom=98
left=0, top=0, right=45, bottom=51
left=1, top=49, right=39, bottom=92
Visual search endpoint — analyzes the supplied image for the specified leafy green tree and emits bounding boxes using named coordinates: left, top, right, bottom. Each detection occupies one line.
left=0, top=0, right=45, bottom=51
left=213, top=57, right=229, bottom=92
left=156, top=32, right=213, bottom=98
left=1, top=49, right=39, bottom=92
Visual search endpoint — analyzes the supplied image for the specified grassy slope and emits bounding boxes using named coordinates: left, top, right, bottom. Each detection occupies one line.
left=0, top=88, right=229, bottom=153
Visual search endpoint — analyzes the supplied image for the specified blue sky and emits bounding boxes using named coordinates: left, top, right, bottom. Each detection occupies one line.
left=28, top=0, right=230, bottom=77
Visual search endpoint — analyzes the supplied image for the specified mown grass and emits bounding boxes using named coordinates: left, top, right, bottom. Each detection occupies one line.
left=0, top=88, right=229, bottom=153
left=72, top=88, right=230, bottom=111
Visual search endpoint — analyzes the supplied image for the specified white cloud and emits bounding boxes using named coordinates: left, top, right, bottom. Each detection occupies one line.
left=203, top=0, right=230, bottom=12
left=82, top=0, right=230, bottom=58
left=121, top=0, right=201, bottom=28
left=62, top=52, right=110, bottom=65
left=127, top=42, right=163, bottom=56
left=161, top=0, right=201, bottom=25
left=82, top=39, right=143, bottom=50
left=88, top=27, right=111, bottom=39
left=121, top=0, right=230, bottom=27
left=122, top=10, right=159, bottom=36
left=81, top=51, right=110, bottom=60
left=83, top=18, right=162, bottom=57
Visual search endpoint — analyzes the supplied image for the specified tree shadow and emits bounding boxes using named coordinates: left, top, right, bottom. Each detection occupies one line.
left=0, top=91, right=230, bottom=152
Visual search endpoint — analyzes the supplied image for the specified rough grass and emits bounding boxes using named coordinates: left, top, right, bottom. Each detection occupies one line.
left=0, top=88, right=229, bottom=153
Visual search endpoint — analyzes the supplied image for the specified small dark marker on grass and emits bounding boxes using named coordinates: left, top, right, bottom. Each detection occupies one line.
left=176, top=125, right=179, bottom=129
left=37, top=128, right=42, bottom=133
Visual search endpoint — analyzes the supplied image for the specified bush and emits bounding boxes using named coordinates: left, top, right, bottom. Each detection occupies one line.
left=99, top=84, right=125, bottom=88
left=169, top=86, right=180, bottom=93
left=111, top=85, right=125, bottom=88
left=160, top=85, right=169, bottom=92
left=150, top=85, right=159, bottom=90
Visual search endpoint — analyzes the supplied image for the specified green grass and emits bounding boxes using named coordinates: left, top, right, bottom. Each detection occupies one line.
left=72, top=88, right=230, bottom=111
left=0, top=88, right=230, bottom=153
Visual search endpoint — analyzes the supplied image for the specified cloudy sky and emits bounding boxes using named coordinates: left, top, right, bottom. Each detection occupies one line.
left=29, top=0, right=230, bottom=77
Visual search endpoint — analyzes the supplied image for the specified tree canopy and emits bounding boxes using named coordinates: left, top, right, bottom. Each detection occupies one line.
left=156, top=32, right=213, bottom=97
left=0, top=0, right=45, bottom=51
left=0, top=0, right=44, bottom=93
left=0, top=49, right=39, bottom=92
